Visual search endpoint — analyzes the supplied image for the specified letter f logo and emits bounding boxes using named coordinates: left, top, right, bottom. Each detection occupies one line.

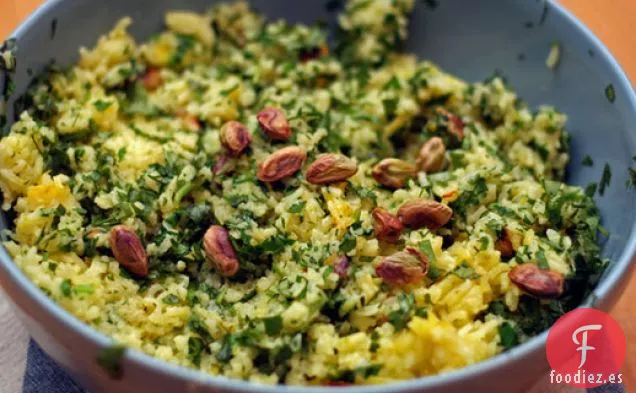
left=572, top=324, right=603, bottom=369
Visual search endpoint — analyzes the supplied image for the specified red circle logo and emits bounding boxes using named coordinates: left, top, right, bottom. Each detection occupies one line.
left=546, top=308, right=626, bottom=388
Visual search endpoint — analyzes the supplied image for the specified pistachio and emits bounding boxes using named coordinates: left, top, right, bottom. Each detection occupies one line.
left=417, top=137, right=446, bottom=173
left=257, top=107, right=292, bottom=141
left=375, top=247, right=428, bottom=286
left=212, top=154, right=236, bottom=176
left=220, top=120, right=251, bottom=156
left=306, top=154, right=358, bottom=185
left=203, top=225, right=240, bottom=277
left=436, top=107, right=464, bottom=142
left=495, top=228, right=515, bottom=258
left=333, top=255, right=350, bottom=279
left=142, top=67, right=163, bottom=91
left=372, top=208, right=403, bottom=243
left=397, top=199, right=453, bottom=230
left=508, top=263, right=564, bottom=298
left=110, top=226, right=149, bottom=278
left=371, top=158, right=417, bottom=189
left=257, top=146, right=307, bottom=182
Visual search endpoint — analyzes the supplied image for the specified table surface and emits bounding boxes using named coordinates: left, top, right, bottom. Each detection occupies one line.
left=0, top=1, right=634, bottom=392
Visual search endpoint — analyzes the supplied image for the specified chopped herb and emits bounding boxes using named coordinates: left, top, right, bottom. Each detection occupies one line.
left=498, top=322, right=518, bottom=349
left=93, top=100, right=113, bottom=112
left=288, top=200, right=306, bottom=213
left=263, top=315, right=283, bottom=335
left=538, top=1, right=549, bottom=25
left=60, top=279, right=72, bottom=297
left=382, top=98, right=399, bottom=117
left=162, top=294, right=180, bottom=305
left=48, top=263, right=58, bottom=272
left=117, top=147, right=127, bottom=162
left=581, top=155, right=594, bottom=167
left=96, top=345, right=126, bottom=378
left=421, top=0, right=439, bottom=9
left=72, top=284, right=95, bottom=295
left=50, top=19, right=58, bottom=40
left=187, top=337, right=205, bottom=366
left=388, top=293, right=414, bottom=331
left=605, top=84, right=616, bottom=103
left=585, top=182, right=597, bottom=197
left=627, top=168, right=636, bottom=189
left=451, top=262, right=480, bottom=279
left=536, top=250, right=549, bottom=269
left=479, top=236, right=490, bottom=251
left=419, top=240, right=442, bottom=280
left=599, top=163, right=611, bottom=196
left=216, top=335, right=234, bottom=363
left=339, top=231, right=357, bottom=253
left=383, top=75, right=401, bottom=90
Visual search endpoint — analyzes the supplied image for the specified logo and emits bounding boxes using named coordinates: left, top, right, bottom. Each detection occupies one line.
left=546, top=308, right=625, bottom=388
left=572, top=324, right=602, bottom=368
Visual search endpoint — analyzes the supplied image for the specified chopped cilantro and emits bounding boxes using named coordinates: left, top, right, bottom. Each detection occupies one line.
left=382, top=98, right=398, bottom=116
left=451, top=262, right=480, bottom=279
left=188, top=337, right=205, bottom=366
left=96, top=345, right=126, bottom=378
left=479, top=236, right=490, bottom=251
left=581, top=155, right=594, bottom=167
left=93, top=100, right=112, bottom=112
left=60, top=279, right=72, bottom=297
left=383, top=75, right=401, bottom=90
left=536, top=250, right=549, bottom=269
left=419, top=240, right=443, bottom=280
left=72, top=284, right=95, bottom=295
left=162, top=294, right=180, bottom=305
left=263, top=315, right=283, bottom=335
left=388, top=293, right=414, bottom=331
left=498, top=322, right=518, bottom=349
left=288, top=200, right=306, bottom=213
left=585, top=182, right=597, bottom=197
left=627, top=168, right=636, bottom=189
left=605, top=84, right=616, bottom=103
left=50, top=19, right=58, bottom=40
left=599, top=163, right=611, bottom=196
left=216, top=335, right=234, bottom=363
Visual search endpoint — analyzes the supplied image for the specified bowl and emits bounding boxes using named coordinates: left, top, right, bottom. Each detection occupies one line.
left=1, top=0, right=635, bottom=392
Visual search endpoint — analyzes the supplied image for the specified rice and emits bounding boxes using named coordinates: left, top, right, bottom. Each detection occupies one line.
left=0, top=0, right=607, bottom=385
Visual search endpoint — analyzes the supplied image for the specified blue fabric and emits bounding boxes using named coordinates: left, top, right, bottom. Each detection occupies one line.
left=23, top=340, right=84, bottom=393
left=22, top=339, right=625, bottom=393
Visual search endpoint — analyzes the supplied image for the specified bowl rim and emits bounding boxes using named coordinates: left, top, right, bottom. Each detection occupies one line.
left=2, top=0, right=636, bottom=392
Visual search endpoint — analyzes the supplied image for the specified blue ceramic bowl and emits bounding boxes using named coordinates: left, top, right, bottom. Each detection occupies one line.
left=1, top=1, right=635, bottom=392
